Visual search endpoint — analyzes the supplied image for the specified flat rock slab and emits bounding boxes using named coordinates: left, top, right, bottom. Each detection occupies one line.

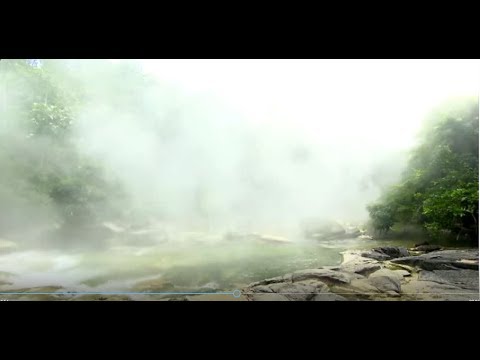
left=312, top=293, right=348, bottom=301
left=401, top=280, right=478, bottom=301
left=248, top=274, right=292, bottom=287
left=391, top=249, right=479, bottom=271
left=247, top=279, right=330, bottom=301
left=340, top=261, right=382, bottom=276
left=412, top=245, right=442, bottom=252
left=292, top=268, right=361, bottom=284
left=418, top=269, right=479, bottom=290
left=330, top=279, right=382, bottom=299
left=357, top=247, right=410, bottom=261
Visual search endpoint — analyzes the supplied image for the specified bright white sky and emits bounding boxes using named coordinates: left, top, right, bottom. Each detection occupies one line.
left=138, top=59, right=479, bottom=151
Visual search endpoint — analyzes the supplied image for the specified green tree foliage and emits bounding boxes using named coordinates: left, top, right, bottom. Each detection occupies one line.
left=367, top=97, right=479, bottom=241
left=0, top=59, right=126, bottom=236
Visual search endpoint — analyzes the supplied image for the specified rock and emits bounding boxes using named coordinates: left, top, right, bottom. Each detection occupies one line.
left=401, top=280, right=477, bottom=301
left=312, top=293, right=348, bottom=301
left=249, top=285, right=274, bottom=293
left=247, top=278, right=330, bottom=301
left=368, top=275, right=402, bottom=294
left=341, top=262, right=382, bottom=276
left=223, top=232, right=290, bottom=244
left=358, top=247, right=411, bottom=261
left=412, top=245, right=442, bottom=252
left=368, top=269, right=403, bottom=294
left=200, top=282, right=221, bottom=291
left=384, top=262, right=416, bottom=273
left=267, top=281, right=326, bottom=301
left=303, top=220, right=347, bottom=240
left=241, top=248, right=478, bottom=301
left=248, top=274, right=292, bottom=287
left=340, top=250, right=382, bottom=275
left=391, top=249, right=479, bottom=271
left=291, top=268, right=360, bottom=285
left=414, top=241, right=429, bottom=247
left=418, top=269, right=478, bottom=291
left=358, top=235, right=373, bottom=240
left=257, top=234, right=291, bottom=244
left=393, top=269, right=411, bottom=277
left=331, top=279, right=382, bottom=299
left=369, top=268, right=405, bottom=282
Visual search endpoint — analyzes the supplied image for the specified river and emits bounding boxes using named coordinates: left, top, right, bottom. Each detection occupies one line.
left=0, top=233, right=474, bottom=298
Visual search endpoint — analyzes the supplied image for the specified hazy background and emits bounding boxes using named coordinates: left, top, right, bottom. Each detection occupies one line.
left=5, top=59, right=477, bottom=239
left=0, top=59, right=478, bottom=294
left=74, top=59, right=477, bottom=235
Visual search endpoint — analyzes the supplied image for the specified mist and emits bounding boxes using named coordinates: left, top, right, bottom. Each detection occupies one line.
left=0, top=59, right=478, bottom=298
left=69, top=59, right=479, bottom=235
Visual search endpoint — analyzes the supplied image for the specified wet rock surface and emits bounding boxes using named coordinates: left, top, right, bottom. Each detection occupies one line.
left=235, top=247, right=479, bottom=301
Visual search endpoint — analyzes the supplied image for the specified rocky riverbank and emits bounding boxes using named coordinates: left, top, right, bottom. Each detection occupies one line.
left=1, top=246, right=477, bottom=301
left=185, top=247, right=479, bottom=301
left=236, top=247, right=479, bottom=301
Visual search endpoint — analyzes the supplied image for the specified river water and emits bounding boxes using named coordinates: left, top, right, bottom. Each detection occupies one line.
left=0, top=233, right=473, bottom=296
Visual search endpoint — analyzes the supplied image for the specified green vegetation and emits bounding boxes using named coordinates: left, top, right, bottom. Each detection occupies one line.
left=367, top=97, right=479, bottom=242
left=0, top=59, right=127, bottom=235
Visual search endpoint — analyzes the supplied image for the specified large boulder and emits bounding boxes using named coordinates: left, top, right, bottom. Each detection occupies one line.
left=360, top=247, right=409, bottom=261
left=339, top=250, right=382, bottom=275
left=303, top=220, right=347, bottom=240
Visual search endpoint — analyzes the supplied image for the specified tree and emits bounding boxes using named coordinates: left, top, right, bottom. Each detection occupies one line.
left=367, top=96, right=479, bottom=241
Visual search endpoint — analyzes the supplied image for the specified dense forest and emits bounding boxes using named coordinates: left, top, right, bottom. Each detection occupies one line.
left=367, top=97, right=479, bottom=243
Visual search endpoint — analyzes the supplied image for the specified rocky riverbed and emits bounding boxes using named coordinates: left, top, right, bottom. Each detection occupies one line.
left=187, top=247, right=479, bottom=301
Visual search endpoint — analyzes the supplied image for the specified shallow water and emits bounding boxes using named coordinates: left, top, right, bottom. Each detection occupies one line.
left=0, top=234, right=474, bottom=294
